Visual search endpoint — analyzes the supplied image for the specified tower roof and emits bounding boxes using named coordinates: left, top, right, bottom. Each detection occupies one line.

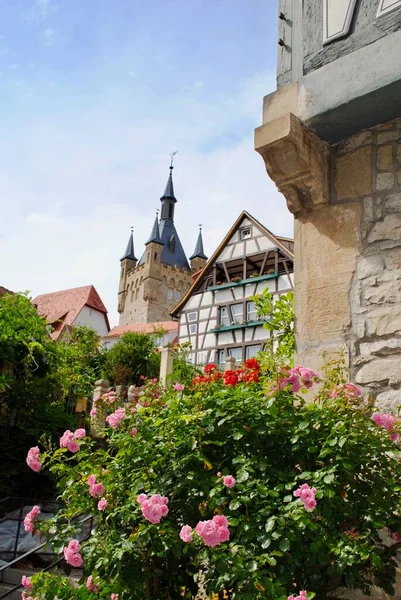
left=145, top=213, right=164, bottom=246
left=121, top=229, right=137, bottom=261
left=160, top=166, right=177, bottom=202
left=189, top=227, right=207, bottom=260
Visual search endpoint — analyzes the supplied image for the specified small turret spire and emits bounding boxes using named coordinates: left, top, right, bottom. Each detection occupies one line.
left=190, top=225, right=208, bottom=260
left=121, top=226, right=137, bottom=261
left=145, top=210, right=164, bottom=246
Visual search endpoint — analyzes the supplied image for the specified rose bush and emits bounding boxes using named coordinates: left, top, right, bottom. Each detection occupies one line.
left=25, top=359, right=401, bottom=600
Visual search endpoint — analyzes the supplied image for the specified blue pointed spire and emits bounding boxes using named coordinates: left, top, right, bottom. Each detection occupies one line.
left=121, top=228, right=137, bottom=261
left=145, top=212, right=164, bottom=246
left=161, top=166, right=176, bottom=201
left=190, top=226, right=207, bottom=260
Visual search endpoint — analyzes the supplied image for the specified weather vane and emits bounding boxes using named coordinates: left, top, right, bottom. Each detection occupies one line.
left=130, top=225, right=134, bottom=233
left=170, top=151, right=178, bottom=168
left=199, top=223, right=203, bottom=231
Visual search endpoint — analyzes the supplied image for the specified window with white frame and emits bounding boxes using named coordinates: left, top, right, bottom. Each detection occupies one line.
left=246, top=344, right=261, bottom=359
left=246, top=301, right=258, bottom=322
left=228, top=347, right=242, bottom=362
left=189, top=324, right=197, bottom=335
left=220, top=306, right=230, bottom=327
left=230, top=304, right=243, bottom=324
left=241, top=227, right=252, bottom=240
left=217, top=349, right=226, bottom=365
left=188, top=311, right=197, bottom=322
left=167, top=288, right=173, bottom=300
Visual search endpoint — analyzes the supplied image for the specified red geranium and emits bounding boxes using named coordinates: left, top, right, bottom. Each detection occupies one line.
left=204, top=363, right=217, bottom=374
left=244, top=358, right=260, bottom=371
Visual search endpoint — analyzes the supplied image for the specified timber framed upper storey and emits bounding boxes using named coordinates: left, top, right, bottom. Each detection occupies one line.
left=171, top=211, right=294, bottom=366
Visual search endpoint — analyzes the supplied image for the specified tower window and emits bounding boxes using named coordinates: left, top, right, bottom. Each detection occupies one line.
left=167, top=288, right=173, bottom=300
left=175, top=290, right=182, bottom=301
left=168, top=204, right=173, bottom=219
left=154, top=252, right=158, bottom=260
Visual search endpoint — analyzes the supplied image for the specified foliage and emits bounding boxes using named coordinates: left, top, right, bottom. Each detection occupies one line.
left=169, top=342, right=202, bottom=387
left=28, top=359, right=401, bottom=600
left=251, top=290, right=294, bottom=368
left=102, top=331, right=161, bottom=386
left=0, top=292, right=101, bottom=497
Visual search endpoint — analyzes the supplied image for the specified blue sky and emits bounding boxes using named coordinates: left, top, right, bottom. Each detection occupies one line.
left=0, top=0, right=292, bottom=326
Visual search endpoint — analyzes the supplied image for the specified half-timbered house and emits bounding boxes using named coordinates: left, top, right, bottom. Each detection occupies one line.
left=171, top=211, right=294, bottom=366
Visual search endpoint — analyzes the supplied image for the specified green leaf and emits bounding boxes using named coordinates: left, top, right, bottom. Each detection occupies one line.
left=324, top=473, right=335, bottom=484
left=279, top=538, right=290, bottom=552
left=265, top=518, right=276, bottom=533
left=233, top=431, right=244, bottom=440
left=229, top=500, right=241, bottom=511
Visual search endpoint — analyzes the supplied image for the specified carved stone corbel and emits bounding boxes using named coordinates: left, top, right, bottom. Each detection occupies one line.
left=254, top=113, right=330, bottom=216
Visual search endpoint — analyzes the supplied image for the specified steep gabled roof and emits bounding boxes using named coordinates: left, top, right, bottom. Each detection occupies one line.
left=33, top=285, right=110, bottom=339
left=171, top=211, right=294, bottom=318
left=121, top=230, right=137, bottom=261
left=189, top=228, right=207, bottom=260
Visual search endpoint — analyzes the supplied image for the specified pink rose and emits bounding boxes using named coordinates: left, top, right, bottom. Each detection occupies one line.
left=111, top=595, right=119, bottom=600
left=24, top=506, right=41, bottom=534
left=89, top=483, right=105, bottom=498
left=74, top=428, right=86, bottom=439
left=223, top=475, right=236, bottom=488
left=179, top=525, right=193, bottom=543
left=66, top=539, right=80, bottom=553
left=130, top=428, right=138, bottom=436
left=88, top=474, right=96, bottom=486
left=86, top=575, right=98, bottom=592
left=98, top=498, right=108, bottom=511
left=21, top=575, right=32, bottom=591
left=137, top=493, right=147, bottom=504
left=90, top=407, right=97, bottom=416
left=195, top=515, right=230, bottom=547
left=173, top=383, right=185, bottom=392
left=63, top=540, right=83, bottom=567
left=217, top=471, right=221, bottom=477
left=26, top=447, right=42, bottom=472
left=140, top=494, right=169, bottom=524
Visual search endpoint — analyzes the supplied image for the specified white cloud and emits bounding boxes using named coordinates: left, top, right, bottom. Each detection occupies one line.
left=0, top=69, right=292, bottom=327
left=25, top=0, right=58, bottom=24
left=43, top=27, right=55, bottom=46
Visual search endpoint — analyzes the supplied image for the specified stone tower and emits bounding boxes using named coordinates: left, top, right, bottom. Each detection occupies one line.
left=118, top=166, right=207, bottom=325
left=255, top=1, right=401, bottom=405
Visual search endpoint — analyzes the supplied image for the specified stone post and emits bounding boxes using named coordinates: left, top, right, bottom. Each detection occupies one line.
left=90, top=379, right=109, bottom=438
left=254, top=3, right=401, bottom=407
left=159, top=347, right=174, bottom=385
left=224, top=356, right=236, bottom=371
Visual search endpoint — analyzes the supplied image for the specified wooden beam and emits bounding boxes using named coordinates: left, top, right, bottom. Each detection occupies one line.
left=274, top=249, right=279, bottom=274
left=259, top=251, right=269, bottom=276
left=222, top=262, right=230, bottom=283
left=212, top=265, right=217, bottom=285
left=243, top=258, right=247, bottom=280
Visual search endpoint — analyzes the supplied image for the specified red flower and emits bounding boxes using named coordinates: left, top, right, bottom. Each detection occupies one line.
left=244, top=358, right=260, bottom=371
left=224, top=370, right=238, bottom=386
left=243, top=371, right=259, bottom=383
left=204, top=363, right=217, bottom=374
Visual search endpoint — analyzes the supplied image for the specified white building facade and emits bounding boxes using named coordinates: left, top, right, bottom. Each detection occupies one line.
left=171, top=212, right=294, bottom=366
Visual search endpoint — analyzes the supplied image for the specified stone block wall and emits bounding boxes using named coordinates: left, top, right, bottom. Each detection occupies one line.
left=294, top=117, right=401, bottom=403
left=348, top=118, right=401, bottom=406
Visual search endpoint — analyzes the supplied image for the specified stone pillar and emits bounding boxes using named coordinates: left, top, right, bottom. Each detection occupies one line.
left=90, top=379, right=109, bottom=438
left=225, top=356, right=236, bottom=371
left=159, top=347, right=174, bottom=385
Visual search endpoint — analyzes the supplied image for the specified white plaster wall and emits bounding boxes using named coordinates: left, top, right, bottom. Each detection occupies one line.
left=75, top=306, right=109, bottom=337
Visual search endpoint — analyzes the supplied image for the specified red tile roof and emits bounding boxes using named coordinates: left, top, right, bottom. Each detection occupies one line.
left=0, top=286, right=12, bottom=298
left=33, top=285, right=110, bottom=340
left=104, top=321, right=178, bottom=339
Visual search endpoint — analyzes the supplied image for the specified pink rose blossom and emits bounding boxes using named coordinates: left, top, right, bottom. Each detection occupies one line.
left=139, top=494, right=169, bottom=524
left=111, top=595, right=119, bottom=600
left=223, top=475, right=236, bottom=489
left=137, top=493, right=147, bottom=504
left=130, top=408, right=137, bottom=414
left=173, top=383, right=185, bottom=392
left=98, top=498, right=108, bottom=511
left=63, top=539, right=83, bottom=568
left=74, top=428, right=86, bottom=439
left=372, top=412, right=396, bottom=431
left=391, top=531, right=400, bottom=541
left=280, top=366, right=320, bottom=394
left=89, top=483, right=105, bottom=498
left=294, top=484, right=317, bottom=512
left=21, top=576, right=32, bottom=591
left=217, top=472, right=221, bottom=477
left=106, top=407, right=126, bottom=429
left=86, top=575, right=98, bottom=592
left=288, top=591, right=307, bottom=600
left=24, top=506, right=41, bottom=534
left=130, top=428, right=138, bottom=436
left=88, top=474, right=96, bottom=486
left=90, top=407, right=97, bottom=417
left=26, top=447, right=42, bottom=473
left=60, top=430, right=80, bottom=453
left=179, top=525, right=193, bottom=543
left=195, top=515, right=230, bottom=547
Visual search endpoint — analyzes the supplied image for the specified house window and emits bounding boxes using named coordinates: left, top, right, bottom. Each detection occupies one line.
left=197, top=351, right=207, bottom=365
left=167, top=288, right=173, bottom=300
left=246, top=301, right=258, bottom=322
left=175, top=290, right=182, bottom=302
left=220, top=306, right=230, bottom=327
left=230, top=304, right=243, bottom=324
left=89, top=309, right=93, bottom=316
left=246, top=344, right=261, bottom=359
left=188, top=312, right=197, bottom=322
left=189, top=324, right=197, bottom=335
left=217, top=349, right=226, bottom=365
left=241, top=228, right=251, bottom=240
left=228, top=347, right=242, bottom=362
left=154, top=252, right=158, bottom=260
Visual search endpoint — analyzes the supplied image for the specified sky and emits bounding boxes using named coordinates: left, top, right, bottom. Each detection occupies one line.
left=0, top=0, right=292, bottom=327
